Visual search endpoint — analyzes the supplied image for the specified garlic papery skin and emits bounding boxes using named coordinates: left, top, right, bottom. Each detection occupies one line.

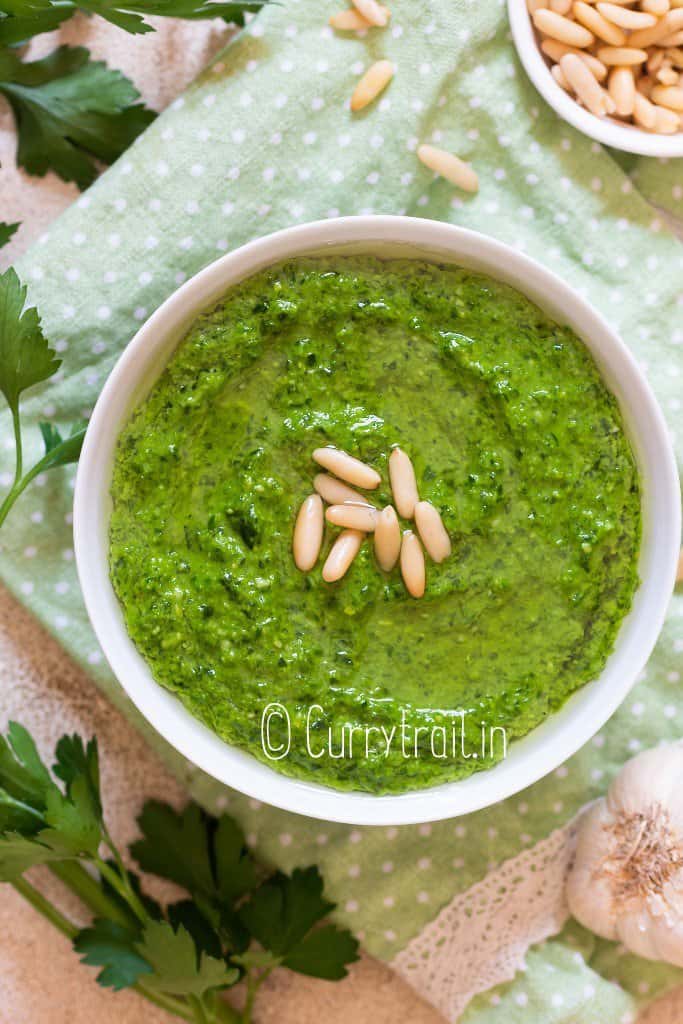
left=566, top=742, right=683, bottom=968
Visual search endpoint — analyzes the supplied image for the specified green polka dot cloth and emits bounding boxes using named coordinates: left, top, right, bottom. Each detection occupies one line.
left=2, top=0, right=683, bottom=1019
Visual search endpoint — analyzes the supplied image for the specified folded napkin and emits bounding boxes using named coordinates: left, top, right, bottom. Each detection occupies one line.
left=2, top=1, right=682, bottom=1019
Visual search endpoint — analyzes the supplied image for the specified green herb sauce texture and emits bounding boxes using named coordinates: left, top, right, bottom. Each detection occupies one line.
left=110, top=257, right=641, bottom=794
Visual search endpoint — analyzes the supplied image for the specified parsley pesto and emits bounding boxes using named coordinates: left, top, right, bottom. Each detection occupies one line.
left=110, top=257, right=641, bottom=793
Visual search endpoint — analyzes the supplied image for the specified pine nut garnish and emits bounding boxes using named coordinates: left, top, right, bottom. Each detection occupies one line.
left=326, top=502, right=378, bottom=532
left=414, top=501, right=452, bottom=564
left=314, top=473, right=366, bottom=506
left=329, top=8, right=372, bottom=30
left=351, top=0, right=390, bottom=27
left=312, top=447, right=381, bottom=489
left=417, top=144, right=479, bottom=194
left=298, top=446, right=451, bottom=594
left=389, top=447, right=420, bottom=519
left=350, top=60, right=394, bottom=111
left=322, top=529, right=365, bottom=583
left=374, top=505, right=401, bottom=571
left=532, top=0, right=683, bottom=133
left=400, top=531, right=426, bottom=598
left=293, top=494, right=324, bottom=572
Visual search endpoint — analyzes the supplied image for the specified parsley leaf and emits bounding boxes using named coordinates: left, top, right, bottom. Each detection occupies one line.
left=76, top=1, right=266, bottom=33
left=0, top=221, right=19, bottom=250
left=0, top=6, right=72, bottom=45
left=38, top=421, right=87, bottom=468
left=131, top=802, right=257, bottom=905
left=75, top=919, right=154, bottom=990
left=239, top=867, right=359, bottom=979
left=0, top=721, right=52, bottom=811
left=239, top=866, right=334, bottom=957
left=0, top=1, right=265, bottom=41
left=282, top=923, right=360, bottom=980
left=0, top=266, right=59, bottom=416
left=0, top=45, right=155, bottom=188
left=0, top=269, right=86, bottom=528
left=136, top=920, right=239, bottom=996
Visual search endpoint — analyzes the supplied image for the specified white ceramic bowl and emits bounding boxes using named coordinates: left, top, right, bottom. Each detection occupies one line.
left=74, top=216, right=681, bottom=825
left=508, top=0, right=683, bottom=158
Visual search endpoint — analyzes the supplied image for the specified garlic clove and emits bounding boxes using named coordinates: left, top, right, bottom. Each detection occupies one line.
left=608, top=742, right=683, bottom=819
left=647, top=911, right=683, bottom=968
left=566, top=800, right=619, bottom=940
left=615, top=907, right=662, bottom=961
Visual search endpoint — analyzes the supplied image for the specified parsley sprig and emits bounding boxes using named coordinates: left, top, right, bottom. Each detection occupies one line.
left=0, top=1, right=266, bottom=186
left=0, top=266, right=86, bottom=529
left=0, top=721, right=359, bottom=1023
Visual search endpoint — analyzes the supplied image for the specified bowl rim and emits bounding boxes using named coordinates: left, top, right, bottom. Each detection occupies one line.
left=507, top=0, right=683, bottom=158
left=74, top=215, right=681, bottom=825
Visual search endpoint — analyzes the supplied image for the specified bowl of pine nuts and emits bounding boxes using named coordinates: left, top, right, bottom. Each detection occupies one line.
left=509, top=0, right=683, bottom=156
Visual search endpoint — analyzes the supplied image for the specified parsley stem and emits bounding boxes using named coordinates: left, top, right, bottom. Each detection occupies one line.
left=11, top=403, right=22, bottom=484
left=12, top=876, right=78, bottom=939
left=94, top=855, right=149, bottom=926
left=49, top=861, right=133, bottom=929
left=189, top=995, right=212, bottom=1024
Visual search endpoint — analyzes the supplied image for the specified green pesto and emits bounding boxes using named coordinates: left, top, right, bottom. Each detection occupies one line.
left=109, top=257, right=641, bottom=794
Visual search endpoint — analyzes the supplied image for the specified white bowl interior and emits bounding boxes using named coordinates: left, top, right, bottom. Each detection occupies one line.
left=74, top=216, right=681, bottom=825
left=507, top=0, right=683, bottom=158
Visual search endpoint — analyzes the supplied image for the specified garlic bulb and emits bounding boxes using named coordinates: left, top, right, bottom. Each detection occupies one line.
left=566, top=742, right=683, bottom=967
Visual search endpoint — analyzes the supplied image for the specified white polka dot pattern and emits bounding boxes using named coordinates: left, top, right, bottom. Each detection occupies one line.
left=0, top=3, right=682, bottom=1016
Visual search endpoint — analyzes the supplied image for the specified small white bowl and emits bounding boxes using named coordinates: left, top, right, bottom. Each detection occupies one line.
left=508, top=0, right=683, bottom=158
left=74, top=216, right=680, bottom=826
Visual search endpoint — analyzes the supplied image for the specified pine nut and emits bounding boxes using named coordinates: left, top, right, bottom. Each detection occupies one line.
left=326, top=502, right=378, bottom=532
left=533, top=7, right=596, bottom=46
left=313, top=473, right=366, bottom=506
left=642, top=0, right=670, bottom=12
left=574, top=2, right=627, bottom=45
left=609, top=66, right=636, bottom=113
left=653, top=100, right=682, bottom=127
left=400, top=531, right=426, bottom=598
left=677, top=548, right=683, bottom=583
left=351, top=0, right=390, bottom=26
left=350, top=59, right=394, bottom=111
left=596, top=46, right=649, bottom=64
left=527, top=0, right=548, bottom=10
left=388, top=448, right=420, bottom=519
left=330, top=9, right=372, bottom=29
left=597, top=1, right=657, bottom=27
left=541, top=39, right=609, bottom=78
left=657, top=64, right=680, bottom=82
left=629, top=8, right=683, bottom=47
left=648, top=48, right=665, bottom=71
left=651, top=82, right=683, bottom=105
left=322, top=529, right=365, bottom=583
left=661, top=28, right=683, bottom=43
left=312, top=447, right=381, bottom=489
left=552, top=62, right=572, bottom=87
left=551, top=0, right=573, bottom=12
left=634, top=89, right=658, bottom=124
left=561, top=53, right=617, bottom=112
left=414, top=501, right=452, bottom=564
left=374, top=505, right=401, bottom=571
left=293, top=495, right=324, bottom=572
left=416, top=144, right=479, bottom=193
